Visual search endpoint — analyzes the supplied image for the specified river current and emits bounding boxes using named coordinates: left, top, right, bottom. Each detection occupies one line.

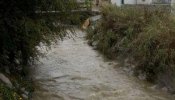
left=31, top=30, right=174, bottom=100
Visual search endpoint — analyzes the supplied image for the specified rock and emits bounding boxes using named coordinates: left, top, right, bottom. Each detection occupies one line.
left=124, top=58, right=130, bottom=64
left=92, top=41, right=98, bottom=47
left=90, top=15, right=101, bottom=22
left=21, top=88, right=25, bottom=92
left=91, top=26, right=95, bottom=30
left=123, top=67, right=130, bottom=72
left=24, top=91, right=29, bottom=95
left=131, top=64, right=136, bottom=69
left=22, top=94, right=28, bottom=99
left=0, top=73, right=13, bottom=88
left=92, top=41, right=98, bottom=50
left=138, top=71, right=146, bottom=80
left=128, top=70, right=134, bottom=76
left=122, top=67, right=134, bottom=76
left=162, top=87, right=168, bottom=92
left=21, top=88, right=29, bottom=95
left=15, top=59, right=20, bottom=64
left=150, top=85, right=158, bottom=90
left=82, top=18, right=90, bottom=29
left=138, top=75, right=146, bottom=80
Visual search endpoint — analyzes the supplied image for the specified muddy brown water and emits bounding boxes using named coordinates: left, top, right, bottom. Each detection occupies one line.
left=31, top=30, right=174, bottom=100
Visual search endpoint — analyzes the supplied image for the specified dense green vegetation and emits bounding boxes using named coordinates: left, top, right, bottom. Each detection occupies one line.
left=87, top=4, right=175, bottom=92
left=0, top=0, right=91, bottom=99
left=0, top=0, right=80, bottom=73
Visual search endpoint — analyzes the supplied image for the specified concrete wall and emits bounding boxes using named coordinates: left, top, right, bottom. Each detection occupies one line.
left=111, top=0, right=152, bottom=5
left=124, top=0, right=137, bottom=4
left=137, top=0, right=152, bottom=4
left=111, top=0, right=137, bottom=6
left=171, top=0, right=175, bottom=14
left=111, top=0, right=122, bottom=6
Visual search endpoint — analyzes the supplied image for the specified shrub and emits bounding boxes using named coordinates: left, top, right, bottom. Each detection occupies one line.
left=0, top=83, right=22, bottom=100
left=87, top=4, right=175, bottom=91
left=0, top=0, right=81, bottom=75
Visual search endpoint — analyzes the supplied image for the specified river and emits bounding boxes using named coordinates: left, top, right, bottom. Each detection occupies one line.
left=31, top=29, right=174, bottom=100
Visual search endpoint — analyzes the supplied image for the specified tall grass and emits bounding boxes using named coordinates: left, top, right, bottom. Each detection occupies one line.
left=87, top=4, right=175, bottom=92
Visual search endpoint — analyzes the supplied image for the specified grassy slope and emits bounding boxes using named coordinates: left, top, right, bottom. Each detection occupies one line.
left=86, top=4, right=175, bottom=92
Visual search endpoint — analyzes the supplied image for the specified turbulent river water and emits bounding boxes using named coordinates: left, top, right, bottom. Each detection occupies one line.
left=31, top=30, right=174, bottom=100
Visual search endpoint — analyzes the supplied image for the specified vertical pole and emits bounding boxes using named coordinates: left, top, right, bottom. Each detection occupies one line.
left=171, top=0, right=174, bottom=14
left=122, top=0, right=124, bottom=4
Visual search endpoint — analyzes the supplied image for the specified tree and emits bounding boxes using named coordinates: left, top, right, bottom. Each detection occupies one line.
left=0, top=0, right=81, bottom=75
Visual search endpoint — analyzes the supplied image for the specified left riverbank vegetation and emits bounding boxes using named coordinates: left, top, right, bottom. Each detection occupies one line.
left=0, top=0, right=92, bottom=99
left=87, top=4, right=175, bottom=93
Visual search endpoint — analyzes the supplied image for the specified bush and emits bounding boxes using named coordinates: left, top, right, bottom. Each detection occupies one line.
left=0, top=0, right=81, bottom=75
left=0, top=83, right=22, bottom=100
left=87, top=4, right=175, bottom=91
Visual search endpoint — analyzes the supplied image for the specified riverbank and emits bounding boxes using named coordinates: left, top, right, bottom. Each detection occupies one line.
left=0, top=71, right=34, bottom=100
left=0, top=63, right=35, bottom=100
left=86, top=4, right=175, bottom=93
